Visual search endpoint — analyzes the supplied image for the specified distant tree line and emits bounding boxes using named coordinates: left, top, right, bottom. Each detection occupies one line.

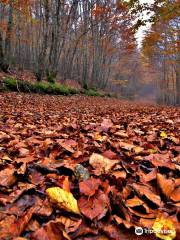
left=0, top=0, right=139, bottom=91
left=142, top=0, right=180, bottom=105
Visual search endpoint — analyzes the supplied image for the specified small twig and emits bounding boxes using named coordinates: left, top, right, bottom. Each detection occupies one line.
left=16, top=79, right=20, bottom=92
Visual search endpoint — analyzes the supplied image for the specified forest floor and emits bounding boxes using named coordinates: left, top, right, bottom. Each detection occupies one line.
left=0, top=92, right=179, bottom=240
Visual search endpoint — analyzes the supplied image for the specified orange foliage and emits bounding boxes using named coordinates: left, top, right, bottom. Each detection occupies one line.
left=92, top=4, right=111, bottom=17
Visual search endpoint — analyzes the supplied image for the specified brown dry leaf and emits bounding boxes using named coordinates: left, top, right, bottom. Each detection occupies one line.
left=26, top=219, right=40, bottom=232
left=102, top=150, right=117, bottom=159
left=99, top=223, right=122, bottom=240
left=18, top=147, right=30, bottom=157
left=139, top=218, right=155, bottom=229
left=29, top=170, right=45, bottom=185
left=43, top=138, right=54, bottom=148
left=114, top=130, right=128, bottom=138
left=57, top=216, right=82, bottom=233
left=113, top=215, right=133, bottom=229
left=57, top=139, right=77, bottom=153
left=0, top=165, right=16, bottom=187
left=119, top=141, right=136, bottom=151
left=0, top=183, right=35, bottom=205
left=35, top=199, right=53, bottom=217
left=157, top=173, right=175, bottom=198
left=112, top=170, right=127, bottom=179
left=15, top=156, right=35, bottom=164
left=170, top=187, right=180, bottom=202
left=32, top=220, right=71, bottom=240
left=78, top=190, right=109, bottom=220
left=69, top=222, right=98, bottom=239
left=133, top=146, right=144, bottom=154
left=1, top=154, right=12, bottom=161
left=0, top=206, right=36, bottom=239
left=137, top=168, right=157, bottom=183
left=132, top=183, right=162, bottom=206
left=100, top=118, right=113, bottom=132
left=3, top=194, right=37, bottom=216
left=89, top=153, right=119, bottom=174
left=0, top=93, right=179, bottom=239
left=145, top=154, right=175, bottom=170
left=47, top=174, right=70, bottom=192
left=126, top=196, right=144, bottom=207
left=79, top=177, right=101, bottom=197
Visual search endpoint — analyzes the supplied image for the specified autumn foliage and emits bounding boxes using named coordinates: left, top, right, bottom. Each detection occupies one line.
left=0, top=93, right=179, bottom=239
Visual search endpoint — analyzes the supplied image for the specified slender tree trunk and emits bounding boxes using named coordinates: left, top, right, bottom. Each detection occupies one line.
left=35, top=0, right=49, bottom=81
left=5, top=0, right=13, bottom=62
left=176, top=63, right=180, bottom=105
left=0, top=31, right=4, bottom=70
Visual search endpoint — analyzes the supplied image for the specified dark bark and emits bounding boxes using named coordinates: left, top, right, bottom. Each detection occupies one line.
left=36, top=0, right=49, bottom=81
left=0, top=32, right=9, bottom=73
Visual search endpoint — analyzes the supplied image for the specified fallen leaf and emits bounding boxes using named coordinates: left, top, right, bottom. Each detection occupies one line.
left=78, top=190, right=109, bottom=220
left=79, top=177, right=101, bottom=196
left=170, top=187, right=180, bottom=202
left=132, top=183, right=162, bottom=206
left=32, top=220, right=70, bottom=240
left=46, top=187, right=80, bottom=214
left=157, top=174, right=175, bottom=198
left=112, top=170, right=127, bottom=179
left=0, top=206, right=36, bottom=239
left=57, top=216, right=82, bottom=233
left=100, top=119, right=113, bottom=132
left=152, top=214, right=176, bottom=240
left=133, top=146, right=144, bottom=154
left=89, top=153, right=119, bottom=174
left=126, top=196, right=144, bottom=207
left=160, top=131, right=168, bottom=139
left=114, top=130, right=128, bottom=138
left=18, top=147, right=30, bottom=157
left=26, top=219, right=40, bottom=232
left=57, top=139, right=77, bottom=153
left=0, top=165, right=16, bottom=187
left=139, top=218, right=155, bottom=229
left=119, top=141, right=136, bottom=151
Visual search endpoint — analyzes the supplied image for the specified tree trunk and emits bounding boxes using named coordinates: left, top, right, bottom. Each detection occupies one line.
left=35, top=0, right=49, bottom=81
left=176, top=65, right=180, bottom=105
left=0, top=31, right=9, bottom=72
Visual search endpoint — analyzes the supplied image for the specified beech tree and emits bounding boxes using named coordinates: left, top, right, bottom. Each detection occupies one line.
left=142, top=0, right=180, bottom=105
left=0, top=0, right=138, bottom=90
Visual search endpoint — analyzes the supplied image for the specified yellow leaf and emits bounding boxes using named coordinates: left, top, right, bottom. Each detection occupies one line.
left=148, top=149, right=157, bottom=154
left=133, top=146, right=144, bottom=154
left=152, top=215, right=176, bottom=240
left=94, top=132, right=106, bottom=142
left=160, top=131, right=167, bottom=139
left=46, top=187, right=80, bottom=214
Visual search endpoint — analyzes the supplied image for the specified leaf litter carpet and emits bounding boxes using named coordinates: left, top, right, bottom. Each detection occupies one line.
left=0, top=93, right=179, bottom=240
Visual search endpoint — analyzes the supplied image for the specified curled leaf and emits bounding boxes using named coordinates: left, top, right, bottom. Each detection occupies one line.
left=46, top=187, right=80, bottom=214
left=89, top=153, right=119, bottom=174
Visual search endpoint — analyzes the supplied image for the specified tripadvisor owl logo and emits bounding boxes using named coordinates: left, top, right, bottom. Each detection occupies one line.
left=135, top=227, right=143, bottom=235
